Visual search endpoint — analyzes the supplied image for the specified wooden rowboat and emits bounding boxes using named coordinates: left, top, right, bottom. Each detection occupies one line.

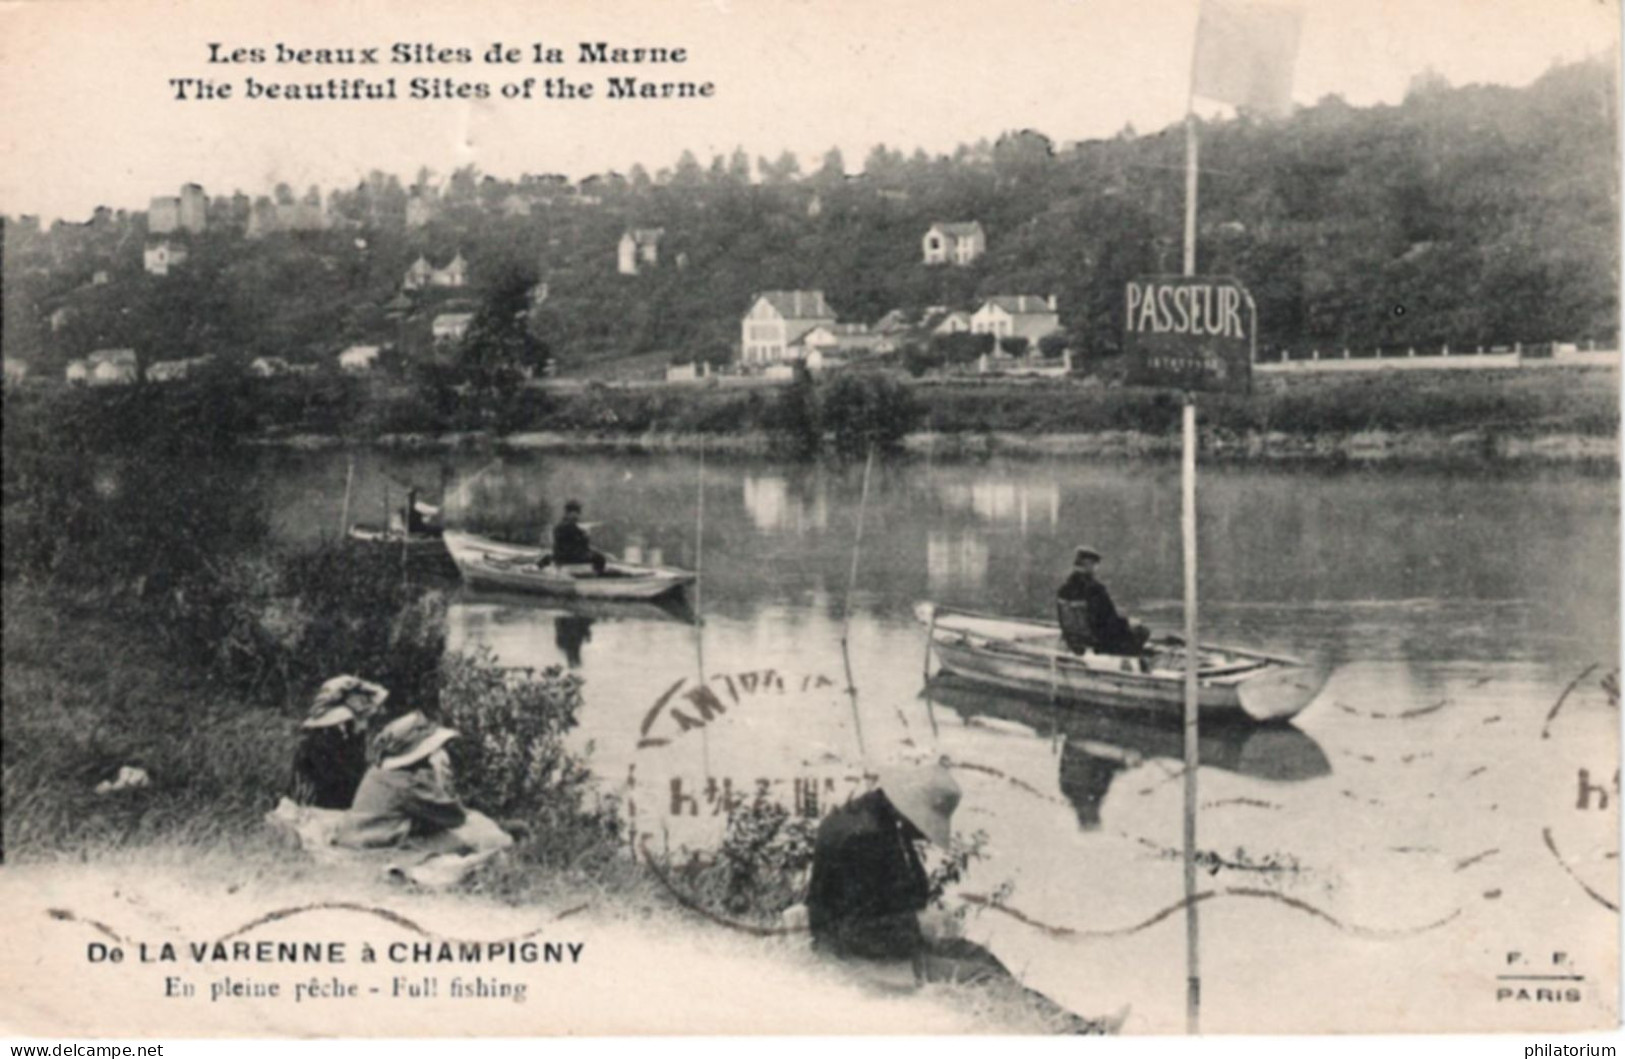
left=348, top=524, right=450, bottom=555
left=444, top=529, right=695, bottom=601
left=915, top=602, right=1327, bottom=724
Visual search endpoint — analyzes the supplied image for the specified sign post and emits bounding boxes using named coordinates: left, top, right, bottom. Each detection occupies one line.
left=1123, top=273, right=1254, bottom=1034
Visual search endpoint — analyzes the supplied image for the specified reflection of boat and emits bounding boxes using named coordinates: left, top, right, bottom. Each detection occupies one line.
left=927, top=675, right=1332, bottom=785
left=916, top=603, right=1327, bottom=723
left=347, top=525, right=455, bottom=570
left=454, top=587, right=698, bottom=625
left=444, top=530, right=696, bottom=600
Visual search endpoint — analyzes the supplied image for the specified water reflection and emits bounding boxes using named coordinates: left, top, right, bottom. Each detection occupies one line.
left=555, top=615, right=594, bottom=668
left=927, top=675, right=1331, bottom=830
left=742, top=473, right=829, bottom=534
left=926, top=530, right=991, bottom=591
left=937, top=480, right=1061, bottom=530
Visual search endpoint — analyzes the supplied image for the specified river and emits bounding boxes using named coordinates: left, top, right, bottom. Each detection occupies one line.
left=266, top=450, right=1620, bottom=1034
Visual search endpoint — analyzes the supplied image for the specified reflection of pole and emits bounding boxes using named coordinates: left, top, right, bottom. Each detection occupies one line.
left=840, top=446, right=875, bottom=760
left=1182, top=58, right=1202, bottom=1037
left=695, top=438, right=710, bottom=780
left=338, top=451, right=355, bottom=539
left=921, top=606, right=940, bottom=740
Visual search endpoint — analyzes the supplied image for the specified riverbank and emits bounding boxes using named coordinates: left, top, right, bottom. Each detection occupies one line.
left=0, top=582, right=1093, bottom=1035
left=236, top=364, right=1618, bottom=464
left=257, top=425, right=1618, bottom=465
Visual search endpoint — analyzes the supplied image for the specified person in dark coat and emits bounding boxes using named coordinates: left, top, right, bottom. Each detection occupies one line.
left=550, top=500, right=607, bottom=574
left=805, top=762, right=1124, bottom=1032
left=1056, top=546, right=1150, bottom=657
left=288, top=676, right=390, bottom=810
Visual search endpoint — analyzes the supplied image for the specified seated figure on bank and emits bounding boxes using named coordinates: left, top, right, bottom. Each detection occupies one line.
left=803, top=760, right=1124, bottom=1032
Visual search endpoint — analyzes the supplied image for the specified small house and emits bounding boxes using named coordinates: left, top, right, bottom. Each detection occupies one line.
left=143, top=240, right=189, bottom=276
left=432, top=313, right=474, bottom=343
left=971, top=295, right=1061, bottom=347
left=250, top=356, right=292, bottom=378
left=922, top=222, right=985, bottom=266
left=740, top=290, right=837, bottom=365
left=339, top=345, right=382, bottom=373
left=617, top=228, right=665, bottom=275
left=87, top=348, right=139, bottom=386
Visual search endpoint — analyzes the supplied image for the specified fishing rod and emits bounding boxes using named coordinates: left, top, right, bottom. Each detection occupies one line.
left=695, top=436, right=711, bottom=780
left=839, top=445, right=875, bottom=761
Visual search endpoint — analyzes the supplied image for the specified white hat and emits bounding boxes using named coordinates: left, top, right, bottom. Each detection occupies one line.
left=303, top=675, right=389, bottom=729
left=877, top=761, right=961, bottom=848
left=372, top=711, right=459, bottom=771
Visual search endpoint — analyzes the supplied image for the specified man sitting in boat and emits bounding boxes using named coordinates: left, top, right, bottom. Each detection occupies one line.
left=1056, top=546, right=1150, bottom=657
left=402, top=488, right=441, bottom=537
left=804, top=761, right=1123, bottom=1032
left=548, top=499, right=607, bottom=574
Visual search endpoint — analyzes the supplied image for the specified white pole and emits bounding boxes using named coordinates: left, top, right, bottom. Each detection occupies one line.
left=1181, top=397, right=1200, bottom=1035
left=1182, top=41, right=1202, bottom=1036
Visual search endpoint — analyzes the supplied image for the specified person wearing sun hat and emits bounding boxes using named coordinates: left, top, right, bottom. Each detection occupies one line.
left=287, top=675, right=390, bottom=810
left=805, top=760, right=961, bottom=960
left=804, top=758, right=1123, bottom=1032
left=333, top=711, right=469, bottom=850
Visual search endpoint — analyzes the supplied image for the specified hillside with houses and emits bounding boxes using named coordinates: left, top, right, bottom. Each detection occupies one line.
left=1, top=58, right=1616, bottom=389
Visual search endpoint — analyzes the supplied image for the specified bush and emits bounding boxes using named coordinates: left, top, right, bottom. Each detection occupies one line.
left=686, top=800, right=817, bottom=918
left=767, top=372, right=822, bottom=460
left=1038, top=333, right=1070, bottom=359
left=819, top=371, right=923, bottom=460
left=439, top=650, right=605, bottom=829
left=998, top=336, right=1030, bottom=357
left=933, top=332, right=996, bottom=364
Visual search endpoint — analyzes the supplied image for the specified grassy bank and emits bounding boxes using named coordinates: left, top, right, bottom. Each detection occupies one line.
left=7, top=362, right=1617, bottom=465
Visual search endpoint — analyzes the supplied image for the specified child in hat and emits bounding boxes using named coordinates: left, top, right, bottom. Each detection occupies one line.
left=334, top=711, right=473, bottom=850
left=288, top=675, right=390, bottom=810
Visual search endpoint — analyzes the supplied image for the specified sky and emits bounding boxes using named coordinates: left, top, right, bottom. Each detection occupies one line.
left=0, top=0, right=1617, bottom=222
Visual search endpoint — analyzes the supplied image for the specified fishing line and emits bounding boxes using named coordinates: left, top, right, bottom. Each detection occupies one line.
left=839, top=446, right=875, bottom=761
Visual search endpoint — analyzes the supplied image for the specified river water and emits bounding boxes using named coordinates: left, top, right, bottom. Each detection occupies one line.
left=267, top=450, right=1619, bottom=1034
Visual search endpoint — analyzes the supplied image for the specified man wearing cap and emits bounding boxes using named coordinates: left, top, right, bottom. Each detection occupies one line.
left=289, top=676, right=390, bottom=810
left=1057, top=546, right=1150, bottom=657
left=334, top=711, right=470, bottom=849
left=549, top=500, right=607, bottom=575
left=805, top=761, right=1122, bottom=1031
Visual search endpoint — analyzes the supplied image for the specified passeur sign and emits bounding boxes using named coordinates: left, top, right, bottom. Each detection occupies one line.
left=1124, top=275, right=1255, bottom=394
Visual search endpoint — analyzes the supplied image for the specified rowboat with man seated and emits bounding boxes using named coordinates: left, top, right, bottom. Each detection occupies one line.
left=915, top=602, right=1327, bottom=724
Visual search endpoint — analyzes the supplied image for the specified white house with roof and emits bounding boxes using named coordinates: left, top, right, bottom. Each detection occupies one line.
left=143, top=240, right=189, bottom=276
left=797, top=322, right=882, bottom=359
left=922, top=222, right=986, bottom=266
left=86, top=349, right=139, bottom=386
left=339, top=345, right=382, bottom=373
left=403, top=252, right=469, bottom=291
left=433, top=312, right=474, bottom=343
left=971, top=295, right=1061, bottom=345
left=146, top=355, right=213, bottom=383
left=740, top=291, right=837, bottom=365
left=618, top=228, right=664, bottom=275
